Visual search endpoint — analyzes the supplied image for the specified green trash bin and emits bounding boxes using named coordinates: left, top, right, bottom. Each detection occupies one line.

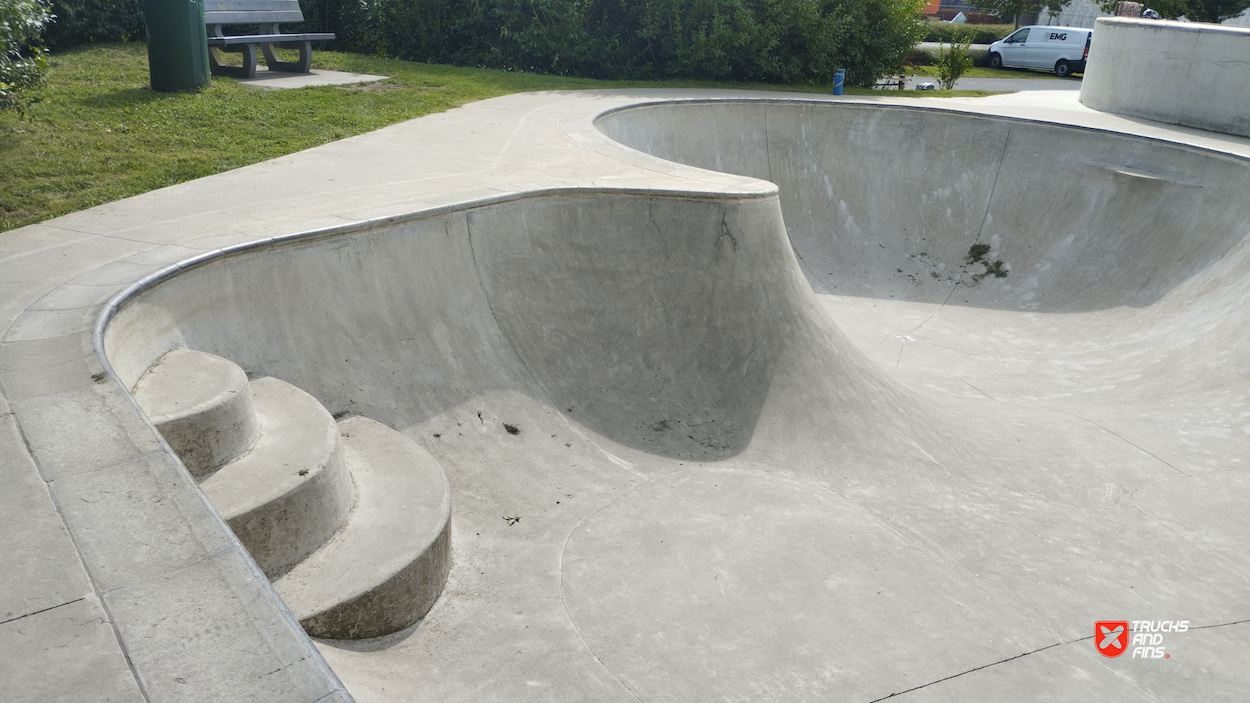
left=144, top=0, right=211, bottom=91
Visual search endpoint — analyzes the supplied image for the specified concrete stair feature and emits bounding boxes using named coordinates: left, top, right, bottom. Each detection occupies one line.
left=132, top=347, right=259, bottom=478
left=130, top=348, right=451, bottom=640
left=198, top=376, right=357, bottom=578
left=273, top=416, right=452, bottom=640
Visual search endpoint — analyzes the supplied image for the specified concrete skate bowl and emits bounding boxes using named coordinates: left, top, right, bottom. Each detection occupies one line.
left=598, top=101, right=1250, bottom=471
left=597, top=101, right=1250, bottom=315
left=96, top=99, right=1250, bottom=700
left=103, top=191, right=927, bottom=466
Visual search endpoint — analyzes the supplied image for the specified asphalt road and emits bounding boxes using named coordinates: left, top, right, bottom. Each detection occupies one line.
left=902, top=75, right=1083, bottom=91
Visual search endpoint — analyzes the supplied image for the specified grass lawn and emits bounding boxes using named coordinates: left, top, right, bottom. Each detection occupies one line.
left=1, top=43, right=1003, bottom=233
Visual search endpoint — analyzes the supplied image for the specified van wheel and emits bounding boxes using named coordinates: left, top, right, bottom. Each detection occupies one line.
left=1055, top=60, right=1072, bottom=77
left=988, top=52, right=1003, bottom=70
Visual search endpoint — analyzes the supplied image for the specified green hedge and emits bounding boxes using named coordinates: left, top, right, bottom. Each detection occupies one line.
left=907, top=45, right=989, bottom=66
left=922, top=22, right=1014, bottom=44
left=44, top=0, right=144, bottom=49
left=37, top=0, right=929, bottom=88
left=299, top=0, right=928, bottom=87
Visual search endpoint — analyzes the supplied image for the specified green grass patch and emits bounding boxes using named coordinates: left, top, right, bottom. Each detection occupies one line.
left=1, top=43, right=1001, bottom=232
left=908, top=65, right=1070, bottom=80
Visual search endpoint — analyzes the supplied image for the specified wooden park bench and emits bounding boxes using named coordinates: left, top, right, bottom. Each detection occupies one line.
left=204, top=0, right=335, bottom=78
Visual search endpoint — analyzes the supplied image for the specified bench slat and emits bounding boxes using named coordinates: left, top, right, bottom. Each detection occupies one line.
left=206, top=11, right=306, bottom=24
left=204, top=0, right=304, bottom=12
left=207, top=33, right=335, bottom=45
left=204, top=0, right=306, bottom=24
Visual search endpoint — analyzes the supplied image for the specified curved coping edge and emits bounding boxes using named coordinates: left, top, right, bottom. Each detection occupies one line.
left=1094, top=16, right=1250, bottom=37
left=92, top=183, right=778, bottom=376
left=588, top=97, right=1250, bottom=168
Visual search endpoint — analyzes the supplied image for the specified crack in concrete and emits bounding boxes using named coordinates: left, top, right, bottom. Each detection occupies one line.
left=910, top=125, right=1012, bottom=337
left=868, top=642, right=1064, bottom=701
left=717, top=210, right=738, bottom=252
left=0, top=597, right=86, bottom=626
left=872, top=617, right=1250, bottom=701
left=260, top=656, right=306, bottom=679
left=1060, top=410, right=1186, bottom=477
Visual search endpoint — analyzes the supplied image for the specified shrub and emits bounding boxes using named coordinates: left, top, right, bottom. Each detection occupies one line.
left=922, top=21, right=1013, bottom=44
left=934, top=30, right=973, bottom=89
left=1, top=0, right=52, bottom=109
left=44, top=0, right=144, bottom=50
left=909, top=44, right=989, bottom=66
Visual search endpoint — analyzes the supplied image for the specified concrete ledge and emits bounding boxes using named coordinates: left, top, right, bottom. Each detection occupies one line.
left=1081, top=17, right=1250, bottom=137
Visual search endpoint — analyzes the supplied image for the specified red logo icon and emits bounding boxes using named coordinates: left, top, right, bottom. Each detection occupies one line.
left=1096, top=621, right=1130, bottom=658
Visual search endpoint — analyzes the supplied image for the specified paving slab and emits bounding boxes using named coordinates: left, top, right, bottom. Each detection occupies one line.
left=103, top=548, right=345, bottom=703
left=0, top=597, right=145, bottom=703
left=0, top=413, right=93, bottom=623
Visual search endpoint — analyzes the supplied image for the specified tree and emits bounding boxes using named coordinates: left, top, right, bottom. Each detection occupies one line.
left=1096, top=0, right=1248, bottom=21
left=1097, top=0, right=1185, bottom=17
left=1182, top=0, right=1250, bottom=22
left=970, top=0, right=1035, bottom=27
left=971, top=0, right=1074, bottom=27
left=0, top=0, right=52, bottom=110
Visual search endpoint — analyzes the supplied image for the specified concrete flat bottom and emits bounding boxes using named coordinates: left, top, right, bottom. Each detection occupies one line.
left=234, top=68, right=388, bottom=90
left=4, top=89, right=1249, bottom=702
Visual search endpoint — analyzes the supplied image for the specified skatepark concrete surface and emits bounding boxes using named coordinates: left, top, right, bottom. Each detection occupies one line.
left=3, top=87, right=1250, bottom=702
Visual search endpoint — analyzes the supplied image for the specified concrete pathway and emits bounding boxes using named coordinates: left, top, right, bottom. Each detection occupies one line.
left=3, top=88, right=1249, bottom=702
left=234, top=67, right=388, bottom=90
left=917, top=41, right=994, bottom=53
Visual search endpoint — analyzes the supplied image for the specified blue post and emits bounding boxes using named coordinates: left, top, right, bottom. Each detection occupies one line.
left=833, top=68, right=845, bottom=96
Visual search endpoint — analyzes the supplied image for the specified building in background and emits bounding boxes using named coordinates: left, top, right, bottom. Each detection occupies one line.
left=1037, top=0, right=1249, bottom=27
left=924, top=1, right=1004, bottom=23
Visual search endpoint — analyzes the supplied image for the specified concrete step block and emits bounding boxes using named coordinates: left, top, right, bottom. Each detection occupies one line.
left=131, top=348, right=258, bottom=478
left=273, top=416, right=452, bottom=640
left=200, top=377, right=356, bottom=577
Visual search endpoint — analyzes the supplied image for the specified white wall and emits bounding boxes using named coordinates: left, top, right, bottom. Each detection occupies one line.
left=1080, top=18, right=1250, bottom=138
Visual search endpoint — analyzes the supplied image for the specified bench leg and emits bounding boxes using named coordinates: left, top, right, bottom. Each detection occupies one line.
left=260, top=41, right=313, bottom=73
left=208, top=45, right=258, bottom=79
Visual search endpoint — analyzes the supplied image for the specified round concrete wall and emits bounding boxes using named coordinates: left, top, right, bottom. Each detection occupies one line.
left=1080, top=17, right=1250, bottom=137
left=598, top=101, right=1250, bottom=315
left=103, top=189, right=928, bottom=467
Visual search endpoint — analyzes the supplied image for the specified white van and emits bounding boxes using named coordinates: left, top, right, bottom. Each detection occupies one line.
left=987, top=26, right=1092, bottom=77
